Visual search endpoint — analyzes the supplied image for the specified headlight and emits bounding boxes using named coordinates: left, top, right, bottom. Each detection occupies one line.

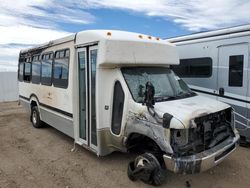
left=170, top=129, right=189, bottom=147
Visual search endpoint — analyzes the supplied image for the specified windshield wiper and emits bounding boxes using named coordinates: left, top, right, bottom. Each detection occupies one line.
left=154, top=96, right=177, bottom=102
left=176, top=91, right=196, bottom=98
left=154, top=91, right=196, bottom=102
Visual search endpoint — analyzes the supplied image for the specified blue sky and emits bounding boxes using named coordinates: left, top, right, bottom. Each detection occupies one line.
left=0, top=0, right=250, bottom=71
left=62, top=9, right=188, bottom=38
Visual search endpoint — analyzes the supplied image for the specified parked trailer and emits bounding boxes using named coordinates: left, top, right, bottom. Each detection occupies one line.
left=18, top=30, right=239, bottom=185
left=168, top=25, right=250, bottom=144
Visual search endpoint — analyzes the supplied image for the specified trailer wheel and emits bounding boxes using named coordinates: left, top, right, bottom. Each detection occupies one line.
left=31, top=106, right=43, bottom=128
left=127, top=153, right=164, bottom=186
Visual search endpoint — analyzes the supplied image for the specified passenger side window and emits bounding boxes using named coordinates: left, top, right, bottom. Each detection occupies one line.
left=111, top=81, right=125, bottom=135
left=41, top=52, right=53, bottom=86
left=23, top=58, right=31, bottom=82
left=53, top=49, right=70, bottom=88
left=228, top=55, right=244, bottom=87
left=18, top=62, right=24, bottom=81
left=32, top=55, right=41, bottom=84
left=172, top=57, right=212, bottom=78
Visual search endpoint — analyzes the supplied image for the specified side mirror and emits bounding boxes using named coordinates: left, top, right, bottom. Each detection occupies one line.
left=144, top=81, right=155, bottom=108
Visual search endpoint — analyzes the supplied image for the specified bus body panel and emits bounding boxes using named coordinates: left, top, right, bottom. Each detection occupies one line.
left=19, top=40, right=75, bottom=138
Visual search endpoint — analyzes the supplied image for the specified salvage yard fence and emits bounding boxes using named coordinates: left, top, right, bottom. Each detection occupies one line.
left=0, top=72, right=18, bottom=102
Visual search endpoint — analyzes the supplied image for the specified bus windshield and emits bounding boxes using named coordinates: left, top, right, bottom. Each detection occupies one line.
left=121, top=67, right=196, bottom=103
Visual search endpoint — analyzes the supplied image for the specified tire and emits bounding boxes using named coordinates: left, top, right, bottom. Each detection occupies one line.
left=133, top=153, right=165, bottom=186
left=127, top=161, right=137, bottom=181
left=31, top=106, right=43, bottom=128
left=151, top=169, right=165, bottom=186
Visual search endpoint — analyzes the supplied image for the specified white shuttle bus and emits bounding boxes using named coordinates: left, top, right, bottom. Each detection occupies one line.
left=18, top=30, right=239, bottom=185
left=168, top=25, right=250, bottom=144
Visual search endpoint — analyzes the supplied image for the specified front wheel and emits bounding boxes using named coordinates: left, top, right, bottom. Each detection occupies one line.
left=127, top=153, right=165, bottom=186
left=31, top=106, right=43, bottom=128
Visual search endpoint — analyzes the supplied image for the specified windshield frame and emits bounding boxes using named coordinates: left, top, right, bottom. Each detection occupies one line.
left=121, top=66, right=197, bottom=103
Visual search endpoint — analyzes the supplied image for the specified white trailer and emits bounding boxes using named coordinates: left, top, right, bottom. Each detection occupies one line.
left=18, top=30, right=239, bottom=185
left=168, top=25, right=250, bottom=144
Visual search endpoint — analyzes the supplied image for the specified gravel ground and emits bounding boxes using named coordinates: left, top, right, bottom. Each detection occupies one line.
left=0, top=101, right=249, bottom=188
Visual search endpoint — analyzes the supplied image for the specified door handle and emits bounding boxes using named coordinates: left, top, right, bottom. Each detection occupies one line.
left=219, top=87, right=224, bottom=96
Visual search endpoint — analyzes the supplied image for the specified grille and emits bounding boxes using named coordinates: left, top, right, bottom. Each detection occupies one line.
left=172, top=108, right=234, bottom=156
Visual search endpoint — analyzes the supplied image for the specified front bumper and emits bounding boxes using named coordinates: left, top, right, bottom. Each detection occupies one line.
left=163, top=131, right=240, bottom=174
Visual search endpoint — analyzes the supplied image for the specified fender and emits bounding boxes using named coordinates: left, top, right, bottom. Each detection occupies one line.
left=125, top=116, right=173, bottom=154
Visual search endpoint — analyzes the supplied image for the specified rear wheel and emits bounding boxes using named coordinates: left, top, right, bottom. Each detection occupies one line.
left=31, top=106, right=43, bottom=128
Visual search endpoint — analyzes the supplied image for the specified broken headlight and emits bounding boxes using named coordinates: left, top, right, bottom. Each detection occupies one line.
left=170, top=129, right=189, bottom=147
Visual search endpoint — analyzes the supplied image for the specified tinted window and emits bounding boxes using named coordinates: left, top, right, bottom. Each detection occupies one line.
left=90, top=49, right=97, bottom=145
left=41, top=53, right=53, bottom=85
left=78, top=51, right=87, bottom=140
left=172, top=57, right=212, bottom=78
left=23, top=62, right=31, bottom=82
left=53, top=49, right=69, bottom=88
left=32, top=56, right=41, bottom=84
left=111, top=81, right=124, bottom=135
left=229, top=55, right=244, bottom=87
left=18, top=62, right=24, bottom=81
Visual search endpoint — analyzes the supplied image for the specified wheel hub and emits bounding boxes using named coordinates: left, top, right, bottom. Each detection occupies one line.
left=32, top=111, right=37, bottom=125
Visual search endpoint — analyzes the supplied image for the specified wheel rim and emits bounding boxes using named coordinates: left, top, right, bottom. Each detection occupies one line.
left=135, top=156, right=150, bottom=167
left=32, top=111, right=37, bottom=125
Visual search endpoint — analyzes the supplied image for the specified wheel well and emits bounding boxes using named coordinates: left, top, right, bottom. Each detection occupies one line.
left=126, top=133, right=164, bottom=164
left=30, top=100, right=37, bottom=109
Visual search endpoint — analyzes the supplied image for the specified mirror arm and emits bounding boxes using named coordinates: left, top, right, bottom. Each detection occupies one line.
left=147, top=107, right=162, bottom=124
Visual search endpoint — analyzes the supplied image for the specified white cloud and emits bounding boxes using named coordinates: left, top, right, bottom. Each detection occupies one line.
left=0, top=0, right=95, bottom=27
left=84, top=0, right=250, bottom=31
left=0, top=24, right=71, bottom=70
left=1, top=0, right=250, bottom=71
left=0, top=25, right=70, bottom=45
left=0, top=44, right=33, bottom=66
left=0, top=0, right=91, bottom=71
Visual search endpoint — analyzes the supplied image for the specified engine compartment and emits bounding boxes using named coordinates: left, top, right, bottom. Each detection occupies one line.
left=171, top=108, right=235, bottom=156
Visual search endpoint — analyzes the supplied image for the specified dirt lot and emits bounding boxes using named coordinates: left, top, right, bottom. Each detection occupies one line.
left=0, top=102, right=249, bottom=188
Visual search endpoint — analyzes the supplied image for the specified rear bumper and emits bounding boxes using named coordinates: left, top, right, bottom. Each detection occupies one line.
left=163, top=131, right=240, bottom=174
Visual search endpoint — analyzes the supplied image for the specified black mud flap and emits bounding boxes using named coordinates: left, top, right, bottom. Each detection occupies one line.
left=127, top=153, right=165, bottom=186
left=239, top=136, right=250, bottom=147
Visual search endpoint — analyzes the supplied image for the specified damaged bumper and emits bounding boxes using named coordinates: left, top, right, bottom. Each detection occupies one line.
left=163, top=132, right=239, bottom=174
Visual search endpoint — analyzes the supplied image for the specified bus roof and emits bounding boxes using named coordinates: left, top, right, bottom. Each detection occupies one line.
left=20, top=30, right=179, bottom=67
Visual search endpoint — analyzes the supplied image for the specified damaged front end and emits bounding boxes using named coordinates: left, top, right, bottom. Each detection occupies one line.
left=164, top=108, right=239, bottom=174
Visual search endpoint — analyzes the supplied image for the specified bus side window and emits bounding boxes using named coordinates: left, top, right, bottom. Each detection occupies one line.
left=32, top=55, right=41, bottom=84
left=228, top=55, right=244, bottom=87
left=111, top=81, right=125, bottom=135
left=53, top=49, right=70, bottom=88
left=41, top=53, right=53, bottom=86
left=23, top=62, right=31, bottom=82
left=18, top=62, right=24, bottom=81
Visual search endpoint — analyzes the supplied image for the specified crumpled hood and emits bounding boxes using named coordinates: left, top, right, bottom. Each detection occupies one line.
left=154, top=95, right=230, bottom=128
